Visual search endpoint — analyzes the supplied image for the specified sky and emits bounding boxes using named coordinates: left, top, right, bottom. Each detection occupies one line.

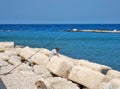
left=0, top=0, right=120, bottom=24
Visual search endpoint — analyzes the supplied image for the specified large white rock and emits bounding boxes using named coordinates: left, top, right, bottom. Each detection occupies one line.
left=1, top=71, right=42, bottom=89
left=0, top=59, right=9, bottom=74
left=0, top=53, right=9, bottom=61
left=77, top=60, right=111, bottom=73
left=106, top=70, right=120, bottom=79
left=33, top=65, right=52, bottom=78
left=4, top=50, right=17, bottom=57
left=8, top=56, right=21, bottom=66
left=20, top=70, right=35, bottom=76
left=0, top=59, right=8, bottom=66
left=104, top=79, right=120, bottom=89
left=47, top=58, right=73, bottom=78
left=59, top=54, right=77, bottom=65
left=0, top=64, right=14, bottom=75
left=46, top=77, right=80, bottom=89
left=0, top=42, right=14, bottom=52
left=39, top=48, right=51, bottom=57
left=0, top=42, right=14, bottom=48
left=15, top=47, right=22, bottom=54
left=10, top=55, right=21, bottom=60
left=16, top=63, right=33, bottom=71
left=30, top=52, right=49, bottom=65
left=110, top=79, right=120, bottom=88
left=99, top=82, right=108, bottom=89
left=19, top=46, right=35, bottom=59
left=68, top=66, right=106, bottom=89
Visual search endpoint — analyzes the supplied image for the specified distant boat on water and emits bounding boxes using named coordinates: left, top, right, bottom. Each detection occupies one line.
left=0, top=29, right=13, bottom=32
left=7, top=29, right=12, bottom=32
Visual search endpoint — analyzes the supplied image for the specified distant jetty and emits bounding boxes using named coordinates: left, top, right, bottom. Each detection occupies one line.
left=66, top=29, right=120, bottom=33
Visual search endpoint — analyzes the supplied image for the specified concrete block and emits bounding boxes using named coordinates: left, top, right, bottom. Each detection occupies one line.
left=8, top=56, right=21, bottom=66
left=99, top=82, right=107, bottom=89
left=0, top=53, right=9, bottom=61
left=104, top=79, right=120, bottom=89
left=4, top=50, right=17, bottom=57
left=77, top=60, right=111, bottom=73
left=47, top=58, right=73, bottom=78
left=68, top=66, right=106, bottom=89
left=33, top=65, right=52, bottom=78
left=19, top=46, right=35, bottom=59
left=38, top=48, right=51, bottom=57
left=107, top=70, right=120, bottom=79
left=46, top=77, right=80, bottom=89
left=0, top=42, right=14, bottom=48
left=15, top=48, right=22, bottom=54
left=16, top=63, right=33, bottom=71
left=31, top=52, right=49, bottom=65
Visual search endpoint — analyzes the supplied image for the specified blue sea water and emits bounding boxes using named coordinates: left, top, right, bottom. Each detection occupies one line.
left=0, top=24, right=120, bottom=71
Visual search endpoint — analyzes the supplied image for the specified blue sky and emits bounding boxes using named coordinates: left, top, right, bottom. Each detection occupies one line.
left=0, top=0, right=120, bottom=24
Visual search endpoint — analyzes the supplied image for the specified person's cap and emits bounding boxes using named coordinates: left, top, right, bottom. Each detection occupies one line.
left=55, top=48, right=60, bottom=50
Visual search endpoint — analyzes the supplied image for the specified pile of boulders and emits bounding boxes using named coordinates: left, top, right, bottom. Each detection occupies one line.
left=0, top=42, right=120, bottom=89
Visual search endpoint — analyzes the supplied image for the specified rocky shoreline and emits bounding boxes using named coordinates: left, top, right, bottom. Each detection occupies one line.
left=0, top=42, right=120, bottom=89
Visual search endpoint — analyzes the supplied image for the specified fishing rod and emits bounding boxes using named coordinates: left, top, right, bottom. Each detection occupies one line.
left=43, top=32, right=67, bottom=48
left=0, top=32, right=68, bottom=75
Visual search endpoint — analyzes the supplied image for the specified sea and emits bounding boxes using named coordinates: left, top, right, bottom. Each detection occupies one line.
left=0, top=24, right=120, bottom=71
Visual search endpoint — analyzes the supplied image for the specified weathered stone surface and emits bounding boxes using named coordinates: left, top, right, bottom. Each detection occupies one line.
left=104, top=79, right=120, bottom=89
left=8, top=56, right=21, bottom=66
left=59, top=54, right=77, bottom=65
left=99, top=82, right=107, bottom=89
left=0, top=59, right=8, bottom=66
left=30, top=52, right=49, bottom=65
left=39, top=48, right=51, bottom=57
left=0, top=53, right=9, bottom=61
left=0, top=64, right=14, bottom=75
left=10, top=55, right=21, bottom=60
left=110, top=79, right=120, bottom=89
left=20, top=71, right=35, bottom=76
left=0, top=59, right=9, bottom=74
left=68, top=66, right=106, bottom=89
left=19, top=46, right=35, bottom=59
left=1, top=72, right=43, bottom=89
left=46, top=77, right=80, bottom=89
left=0, top=42, right=14, bottom=48
left=107, top=69, right=120, bottom=79
left=16, top=63, right=33, bottom=71
left=15, top=47, right=22, bottom=54
left=103, top=75, right=112, bottom=82
left=33, top=65, right=52, bottom=78
left=4, top=50, right=17, bottom=57
left=77, top=60, right=111, bottom=73
left=0, top=42, right=14, bottom=52
left=47, top=58, right=73, bottom=78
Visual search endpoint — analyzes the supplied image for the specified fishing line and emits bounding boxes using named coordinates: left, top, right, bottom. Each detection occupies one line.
left=0, top=32, right=68, bottom=75
left=43, top=32, right=68, bottom=48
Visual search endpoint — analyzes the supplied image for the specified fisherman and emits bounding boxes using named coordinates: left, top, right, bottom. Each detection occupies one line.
left=49, top=48, right=60, bottom=61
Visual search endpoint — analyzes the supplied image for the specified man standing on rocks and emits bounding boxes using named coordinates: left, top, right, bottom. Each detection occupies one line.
left=48, top=48, right=60, bottom=61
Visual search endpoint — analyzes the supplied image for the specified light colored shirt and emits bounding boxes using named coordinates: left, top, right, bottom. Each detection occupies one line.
left=49, top=49, right=58, bottom=60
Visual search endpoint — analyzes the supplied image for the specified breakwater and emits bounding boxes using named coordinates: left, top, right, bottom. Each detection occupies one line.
left=0, top=42, right=120, bottom=89
left=66, top=29, right=120, bottom=33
